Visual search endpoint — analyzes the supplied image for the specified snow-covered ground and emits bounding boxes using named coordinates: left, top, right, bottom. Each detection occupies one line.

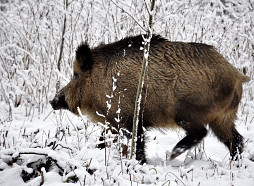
left=0, top=90, right=254, bottom=186
left=1, top=0, right=254, bottom=185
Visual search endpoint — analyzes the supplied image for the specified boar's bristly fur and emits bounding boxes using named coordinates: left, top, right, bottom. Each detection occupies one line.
left=50, top=34, right=250, bottom=163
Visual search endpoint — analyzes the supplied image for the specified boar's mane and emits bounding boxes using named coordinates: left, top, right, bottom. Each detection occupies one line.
left=96, top=34, right=166, bottom=53
left=76, top=35, right=167, bottom=71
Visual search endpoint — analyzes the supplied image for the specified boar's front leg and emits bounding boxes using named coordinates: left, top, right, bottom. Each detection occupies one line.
left=171, top=121, right=207, bottom=160
left=136, top=120, right=146, bottom=164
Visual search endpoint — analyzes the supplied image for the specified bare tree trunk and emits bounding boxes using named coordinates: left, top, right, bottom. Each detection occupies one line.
left=130, top=0, right=156, bottom=160
left=56, top=0, right=68, bottom=92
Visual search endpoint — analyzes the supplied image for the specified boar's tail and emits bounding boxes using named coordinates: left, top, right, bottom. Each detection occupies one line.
left=228, top=73, right=249, bottom=110
left=241, top=75, right=250, bottom=83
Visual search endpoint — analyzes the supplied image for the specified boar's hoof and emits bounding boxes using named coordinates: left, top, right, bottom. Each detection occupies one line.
left=230, top=141, right=244, bottom=161
left=170, top=148, right=185, bottom=160
left=170, top=127, right=208, bottom=160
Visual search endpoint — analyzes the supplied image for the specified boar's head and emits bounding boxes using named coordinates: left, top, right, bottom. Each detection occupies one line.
left=50, top=44, right=94, bottom=115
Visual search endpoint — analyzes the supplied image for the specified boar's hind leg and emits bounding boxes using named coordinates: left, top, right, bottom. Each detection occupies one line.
left=209, top=118, right=243, bottom=160
left=171, top=121, right=207, bottom=160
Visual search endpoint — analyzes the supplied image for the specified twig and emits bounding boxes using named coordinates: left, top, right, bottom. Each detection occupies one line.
left=40, top=167, right=45, bottom=185
left=165, top=171, right=187, bottom=186
left=110, top=0, right=146, bottom=32
left=43, top=110, right=54, bottom=121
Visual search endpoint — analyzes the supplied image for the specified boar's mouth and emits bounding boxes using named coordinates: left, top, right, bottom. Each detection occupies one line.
left=50, top=95, right=69, bottom=110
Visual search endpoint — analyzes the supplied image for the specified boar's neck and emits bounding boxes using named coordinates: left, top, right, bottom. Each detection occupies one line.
left=87, top=50, right=125, bottom=126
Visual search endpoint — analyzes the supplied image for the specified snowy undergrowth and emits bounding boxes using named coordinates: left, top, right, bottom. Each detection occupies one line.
left=1, top=0, right=254, bottom=185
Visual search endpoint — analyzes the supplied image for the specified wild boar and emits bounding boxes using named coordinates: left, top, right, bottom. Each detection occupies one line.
left=50, top=35, right=250, bottom=163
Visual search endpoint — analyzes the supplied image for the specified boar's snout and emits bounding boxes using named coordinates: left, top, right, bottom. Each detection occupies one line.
left=50, top=91, right=69, bottom=110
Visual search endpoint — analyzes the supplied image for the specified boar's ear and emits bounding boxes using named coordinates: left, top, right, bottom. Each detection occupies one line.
left=76, top=43, right=93, bottom=71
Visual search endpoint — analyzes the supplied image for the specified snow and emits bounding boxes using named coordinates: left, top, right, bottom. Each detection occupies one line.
left=0, top=102, right=253, bottom=185
left=0, top=166, right=26, bottom=186
left=1, top=0, right=254, bottom=185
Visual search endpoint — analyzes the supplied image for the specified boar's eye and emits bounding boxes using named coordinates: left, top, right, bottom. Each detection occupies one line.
left=73, top=72, right=79, bottom=80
